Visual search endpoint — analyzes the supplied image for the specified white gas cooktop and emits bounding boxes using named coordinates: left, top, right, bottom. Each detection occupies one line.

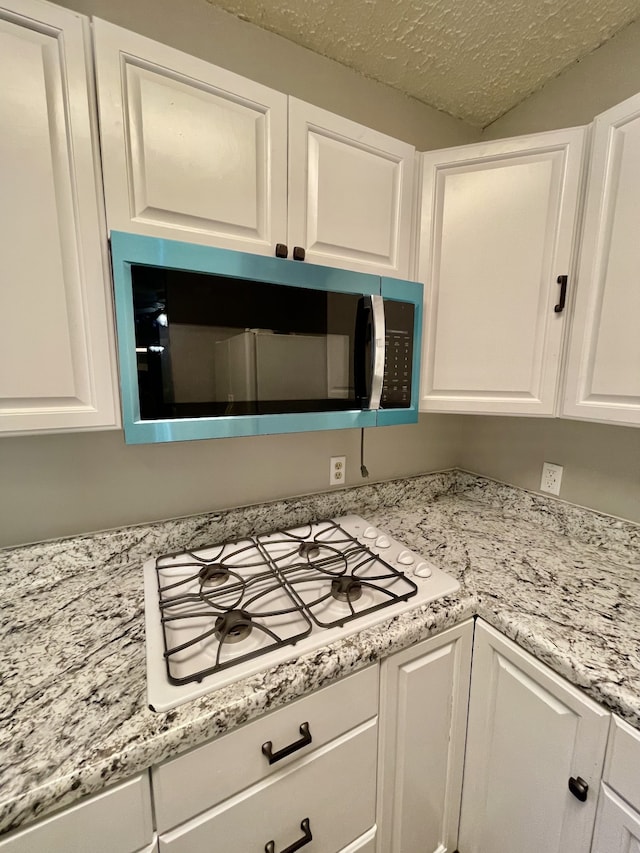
left=143, top=515, right=459, bottom=711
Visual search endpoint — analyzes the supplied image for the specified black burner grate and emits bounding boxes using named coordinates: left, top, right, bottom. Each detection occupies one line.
left=154, top=520, right=416, bottom=686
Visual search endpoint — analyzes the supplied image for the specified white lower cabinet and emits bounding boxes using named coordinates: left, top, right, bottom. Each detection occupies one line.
left=340, top=827, right=377, bottom=852
left=8, top=622, right=640, bottom=853
left=591, top=715, right=640, bottom=853
left=458, top=621, right=610, bottom=853
left=158, top=720, right=377, bottom=853
left=376, top=621, right=473, bottom=853
left=154, top=666, right=379, bottom=853
left=591, top=786, right=640, bottom=853
left=0, top=774, right=154, bottom=853
left=152, top=666, right=378, bottom=834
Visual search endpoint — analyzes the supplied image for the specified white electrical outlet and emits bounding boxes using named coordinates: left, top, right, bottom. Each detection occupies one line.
left=329, top=456, right=346, bottom=486
left=540, top=462, right=563, bottom=495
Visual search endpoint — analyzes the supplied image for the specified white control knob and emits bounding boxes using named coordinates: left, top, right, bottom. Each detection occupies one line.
left=397, top=550, right=415, bottom=566
left=414, top=561, right=433, bottom=578
left=363, top=526, right=378, bottom=539
left=375, top=534, right=391, bottom=549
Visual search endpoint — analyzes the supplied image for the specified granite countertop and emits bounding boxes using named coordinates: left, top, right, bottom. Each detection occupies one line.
left=1, top=471, right=638, bottom=837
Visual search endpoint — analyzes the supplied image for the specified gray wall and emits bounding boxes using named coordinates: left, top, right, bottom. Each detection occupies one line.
left=456, top=417, right=640, bottom=523
left=0, top=417, right=461, bottom=546
left=482, top=18, right=640, bottom=139
left=0, top=0, right=476, bottom=549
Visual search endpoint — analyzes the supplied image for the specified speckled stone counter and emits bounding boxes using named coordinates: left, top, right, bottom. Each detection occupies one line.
left=0, top=470, right=638, bottom=837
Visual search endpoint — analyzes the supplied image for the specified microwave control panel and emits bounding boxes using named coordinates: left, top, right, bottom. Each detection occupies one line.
left=381, top=300, right=414, bottom=409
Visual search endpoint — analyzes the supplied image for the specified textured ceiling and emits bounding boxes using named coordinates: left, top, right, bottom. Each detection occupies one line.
left=204, top=0, right=640, bottom=126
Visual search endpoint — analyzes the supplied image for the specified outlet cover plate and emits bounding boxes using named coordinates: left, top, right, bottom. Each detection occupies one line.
left=541, top=462, right=563, bottom=496
left=329, top=456, right=346, bottom=486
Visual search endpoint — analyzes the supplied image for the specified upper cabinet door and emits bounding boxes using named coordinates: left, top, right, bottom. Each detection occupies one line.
left=562, top=93, right=640, bottom=427
left=92, top=20, right=288, bottom=256
left=288, top=99, right=415, bottom=277
left=0, top=0, right=118, bottom=434
left=419, top=128, right=586, bottom=415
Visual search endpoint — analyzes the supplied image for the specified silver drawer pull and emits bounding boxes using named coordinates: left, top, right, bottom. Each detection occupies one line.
left=265, top=818, right=313, bottom=853
left=261, top=722, right=312, bottom=764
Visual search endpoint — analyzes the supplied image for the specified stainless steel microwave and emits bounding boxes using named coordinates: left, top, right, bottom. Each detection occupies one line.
left=110, top=232, right=423, bottom=443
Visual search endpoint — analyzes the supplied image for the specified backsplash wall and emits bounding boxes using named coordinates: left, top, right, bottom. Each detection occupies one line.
left=0, top=416, right=461, bottom=547
left=456, top=417, right=640, bottom=525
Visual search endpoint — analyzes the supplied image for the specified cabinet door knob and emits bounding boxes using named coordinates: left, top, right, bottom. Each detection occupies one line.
left=275, top=243, right=288, bottom=258
left=265, top=818, right=312, bottom=853
left=262, top=721, right=312, bottom=764
left=554, top=274, right=568, bottom=313
left=568, top=776, right=588, bottom=802
left=292, top=246, right=306, bottom=261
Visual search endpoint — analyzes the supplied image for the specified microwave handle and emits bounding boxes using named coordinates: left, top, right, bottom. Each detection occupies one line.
left=369, top=295, right=386, bottom=410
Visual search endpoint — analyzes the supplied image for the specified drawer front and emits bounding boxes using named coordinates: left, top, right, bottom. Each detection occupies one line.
left=153, top=666, right=378, bottom=831
left=604, top=716, right=640, bottom=812
left=0, top=774, right=153, bottom=853
left=159, top=720, right=377, bottom=853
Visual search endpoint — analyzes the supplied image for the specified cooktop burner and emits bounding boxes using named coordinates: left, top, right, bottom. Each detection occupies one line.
left=143, top=515, right=460, bottom=711
left=331, top=577, right=363, bottom=602
left=198, top=564, right=230, bottom=587
left=214, top=610, right=254, bottom=644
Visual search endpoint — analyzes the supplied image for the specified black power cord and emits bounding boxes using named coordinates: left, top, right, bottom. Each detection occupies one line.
left=360, top=428, right=369, bottom=478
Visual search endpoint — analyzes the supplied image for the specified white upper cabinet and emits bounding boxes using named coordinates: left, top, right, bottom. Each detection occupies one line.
left=288, top=99, right=415, bottom=277
left=0, top=0, right=119, bottom=434
left=92, top=19, right=288, bottom=255
left=92, top=21, right=415, bottom=274
left=563, top=93, right=640, bottom=427
left=418, top=128, right=586, bottom=415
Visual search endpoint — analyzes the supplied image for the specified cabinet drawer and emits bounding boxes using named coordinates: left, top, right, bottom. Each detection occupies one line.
left=604, top=715, right=640, bottom=812
left=158, top=719, right=377, bottom=853
left=0, top=774, right=153, bottom=853
left=153, top=666, right=378, bottom=831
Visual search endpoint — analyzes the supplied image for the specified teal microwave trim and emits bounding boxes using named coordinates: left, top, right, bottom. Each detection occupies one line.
left=119, top=409, right=378, bottom=445
left=110, top=232, right=422, bottom=443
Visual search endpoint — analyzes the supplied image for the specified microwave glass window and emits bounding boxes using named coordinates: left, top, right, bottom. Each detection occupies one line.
left=131, top=265, right=369, bottom=419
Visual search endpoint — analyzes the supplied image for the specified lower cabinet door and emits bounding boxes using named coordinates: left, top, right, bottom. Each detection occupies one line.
left=458, top=621, right=610, bottom=853
left=339, top=826, right=376, bottom=852
left=591, top=785, right=640, bottom=853
left=158, top=720, right=377, bottom=853
left=376, top=621, right=473, bottom=853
